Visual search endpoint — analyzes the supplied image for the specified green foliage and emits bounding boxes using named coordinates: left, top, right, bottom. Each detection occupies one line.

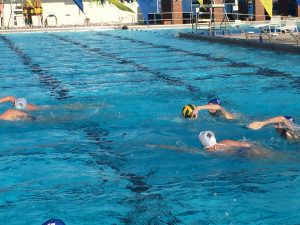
left=91, top=0, right=135, bottom=13
left=109, top=0, right=135, bottom=13
left=91, top=0, right=106, bottom=4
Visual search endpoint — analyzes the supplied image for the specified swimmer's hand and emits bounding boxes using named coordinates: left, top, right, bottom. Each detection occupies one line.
left=192, top=109, right=199, bottom=119
left=248, top=121, right=265, bottom=130
left=192, top=104, right=222, bottom=119
left=242, top=142, right=251, bottom=148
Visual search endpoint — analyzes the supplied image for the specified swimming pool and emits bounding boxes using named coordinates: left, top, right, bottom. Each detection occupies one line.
left=0, top=29, right=299, bottom=224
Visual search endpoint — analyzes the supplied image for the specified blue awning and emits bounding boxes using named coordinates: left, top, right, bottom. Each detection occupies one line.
left=297, top=0, right=300, bottom=6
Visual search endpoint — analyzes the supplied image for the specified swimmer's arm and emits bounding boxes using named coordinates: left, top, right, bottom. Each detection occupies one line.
left=147, top=144, right=181, bottom=151
left=146, top=144, right=198, bottom=153
left=192, top=104, right=222, bottom=118
left=0, top=96, right=16, bottom=103
left=219, top=107, right=236, bottom=120
left=220, top=140, right=251, bottom=148
left=26, top=103, right=39, bottom=111
left=192, top=104, right=235, bottom=119
left=248, top=116, right=292, bottom=130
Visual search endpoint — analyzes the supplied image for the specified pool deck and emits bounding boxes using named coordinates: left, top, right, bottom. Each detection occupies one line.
left=178, top=32, right=300, bottom=55
left=0, top=24, right=191, bottom=34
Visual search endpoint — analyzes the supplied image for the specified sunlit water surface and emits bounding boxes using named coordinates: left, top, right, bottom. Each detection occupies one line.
left=0, top=29, right=300, bottom=224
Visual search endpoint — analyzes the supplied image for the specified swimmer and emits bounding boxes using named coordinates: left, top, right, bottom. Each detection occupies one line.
left=248, top=116, right=299, bottom=140
left=192, top=98, right=235, bottom=120
left=147, top=131, right=267, bottom=157
left=0, top=96, right=38, bottom=111
left=198, top=130, right=250, bottom=151
left=0, top=109, right=32, bottom=121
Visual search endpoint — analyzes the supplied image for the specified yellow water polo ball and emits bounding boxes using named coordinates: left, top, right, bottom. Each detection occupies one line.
left=182, top=104, right=196, bottom=118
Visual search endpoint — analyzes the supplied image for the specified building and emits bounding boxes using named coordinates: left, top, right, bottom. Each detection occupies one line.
left=1, top=0, right=300, bottom=28
left=0, top=0, right=138, bottom=28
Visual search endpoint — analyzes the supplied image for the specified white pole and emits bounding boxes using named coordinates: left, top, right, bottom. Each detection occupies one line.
left=190, top=0, right=192, bottom=24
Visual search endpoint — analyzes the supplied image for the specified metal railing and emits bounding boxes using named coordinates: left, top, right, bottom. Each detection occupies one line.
left=134, top=11, right=272, bottom=27
left=1, top=7, right=284, bottom=30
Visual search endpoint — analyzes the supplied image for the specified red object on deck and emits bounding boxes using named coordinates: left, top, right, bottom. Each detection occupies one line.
left=0, top=3, right=3, bottom=17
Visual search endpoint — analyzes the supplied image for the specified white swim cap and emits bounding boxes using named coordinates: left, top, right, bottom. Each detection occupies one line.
left=199, top=131, right=217, bottom=148
left=15, top=98, right=27, bottom=110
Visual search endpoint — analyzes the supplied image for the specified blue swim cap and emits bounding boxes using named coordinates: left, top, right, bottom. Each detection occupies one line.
left=208, top=98, right=221, bottom=105
left=284, top=116, right=295, bottom=124
left=42, top=219, right=66, bottom=225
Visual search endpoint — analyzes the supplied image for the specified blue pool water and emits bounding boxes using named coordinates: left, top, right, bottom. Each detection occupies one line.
left=0, top=29, right=300, bottom=225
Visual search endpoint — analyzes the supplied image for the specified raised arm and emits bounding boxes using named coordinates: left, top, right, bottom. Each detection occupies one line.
left=0, top=96, right=16, bottom=103
left=192, top=104, right=222, bottom=118
left=248, top=116, right=292, bottom=130
left=192, top=104, right=235, bottom=119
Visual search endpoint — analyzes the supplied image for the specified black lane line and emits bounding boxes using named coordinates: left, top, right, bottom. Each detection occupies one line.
left=96, top=32, right=293, bottom=79
left=79, top=123, right=149, bottom=191
left=48, top=33, right=202, bottom=99
left=0, top=35, right=70, bottom=100
left=69, top=79, right=151, bottom=87
left=80, top=123, right=180, bottom=223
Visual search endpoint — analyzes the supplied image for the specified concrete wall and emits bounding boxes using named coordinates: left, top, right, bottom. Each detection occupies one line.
left=161, top=0, right=172, bottom=24
left=172, top=0, right=182, bottom=24
left=2, top=0, right=138, bottom=28
left=213, top=0, right=224, bottom=22
left=254, top=0, right=265, bottom=21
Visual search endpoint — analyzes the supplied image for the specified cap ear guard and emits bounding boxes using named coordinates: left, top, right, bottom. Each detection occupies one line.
left=208, top=98, right=221, bottom=105
left=42, top=219, right=66, bottom=225
left=14, top=98, right=27, bottom=110
left=284, top=116, right=295, bottom=124
left=199, top=131, right=217, bottom=148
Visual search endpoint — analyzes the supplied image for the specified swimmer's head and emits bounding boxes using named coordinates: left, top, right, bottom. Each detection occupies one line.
left=42, top=219, right=66, bottom=225
left=199, top=131, right=217, bottom=148
left=14, top=98, right=27, bottom=110
left=284, top=116, right=295, bottom=124
left=208, top=98, right=221, bottom=114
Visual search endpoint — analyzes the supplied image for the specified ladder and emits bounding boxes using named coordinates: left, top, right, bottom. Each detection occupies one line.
left=193, top=6, right=217, bottom=35
left=219, top=9, right=230, bottom=34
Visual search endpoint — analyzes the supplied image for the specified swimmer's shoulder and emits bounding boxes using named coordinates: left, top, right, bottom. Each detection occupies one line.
left=8, top=109, right=29, bottom=120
